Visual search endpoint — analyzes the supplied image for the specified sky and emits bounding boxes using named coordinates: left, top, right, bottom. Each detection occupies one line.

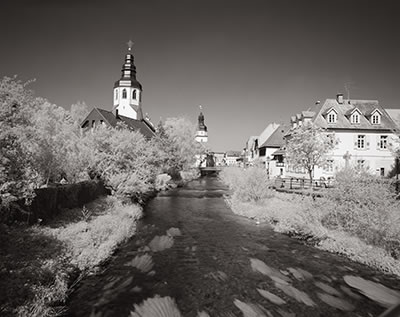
left=1, top=0, right=400, bottom=151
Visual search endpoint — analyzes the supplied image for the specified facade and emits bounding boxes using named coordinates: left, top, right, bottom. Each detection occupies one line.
left=284, top=94, right=399, bottom=179
left=259, top=124, right=289, bottom=177
left=225, top=150, right=242, bottom=166
left=81, top=46, right=155, bottom=138
left=244, top=136, right=259, bottom=165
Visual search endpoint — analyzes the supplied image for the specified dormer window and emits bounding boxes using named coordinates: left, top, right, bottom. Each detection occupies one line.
left=327, top=111, right=337, bottom=123
left=351, top=112, right=360, bottom=124
left=122, top=89, right=127, bottom=99
left=371, top=111, right=381, bottom=125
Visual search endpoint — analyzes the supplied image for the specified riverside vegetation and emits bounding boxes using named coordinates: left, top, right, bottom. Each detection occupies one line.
left=0, top=76, right=203, bottom=316
left=220, top=167, right=400, bottom=277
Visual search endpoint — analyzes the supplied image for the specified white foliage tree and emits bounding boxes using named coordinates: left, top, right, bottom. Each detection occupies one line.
left=285, top=123, right=336, bottom=184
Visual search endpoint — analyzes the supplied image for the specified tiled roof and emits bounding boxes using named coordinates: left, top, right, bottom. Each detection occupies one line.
left=386, top=109, right=400, bottom=130
left=311, top=99, right=398, bottom=131
left=86, top=108, right=155, bottom=138
left=118, top=115, right=155, bottom=139
left=260, top=124, right=290, bottom=148
left=226, top=150, right=241, bottom=157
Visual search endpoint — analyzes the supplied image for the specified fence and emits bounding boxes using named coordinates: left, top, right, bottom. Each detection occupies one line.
left=274, top=177, right=334, bottom=191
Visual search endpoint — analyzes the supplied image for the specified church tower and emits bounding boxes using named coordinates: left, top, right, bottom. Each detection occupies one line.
left=113, top=40, right=143, bottom=120
left=195, top=107, right=208, bottom=143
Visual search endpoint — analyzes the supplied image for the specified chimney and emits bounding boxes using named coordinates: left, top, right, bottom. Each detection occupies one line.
left=316, top=101, right=321, bottom=105
left=336, top=93, right=344, bottom=104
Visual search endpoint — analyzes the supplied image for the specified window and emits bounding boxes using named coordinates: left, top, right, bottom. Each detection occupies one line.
left=380, top=135, right=388, bottom=149
left=371, top=113, right=381, bottom=124
left=351, top=112, right=360, bottom=124
left=132, top=90, right=137, bottom=100
left=115, top=90, right=118, bottom=100
left=91, top=120, right=95, bottom=128
left=357, top=135, right=365, bottom=149
left=357, top=159, right=365, bottom=170
left=327, top=112, right=336, bottom=123
left=122, top=89, right=127, bottom=99
left=324, top=160, right=334, bottom=173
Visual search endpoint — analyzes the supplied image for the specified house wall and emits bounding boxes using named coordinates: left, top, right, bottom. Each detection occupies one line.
left=285, top=130, right=397, bottom=179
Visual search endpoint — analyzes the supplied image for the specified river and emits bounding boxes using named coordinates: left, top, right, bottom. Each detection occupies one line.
left=67, top=176, right=400, bottom=317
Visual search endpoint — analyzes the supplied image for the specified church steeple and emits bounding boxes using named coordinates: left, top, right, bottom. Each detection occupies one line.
left=113, top=41, right=143, bottom=120
left=195, top=106, right=208, bottom=143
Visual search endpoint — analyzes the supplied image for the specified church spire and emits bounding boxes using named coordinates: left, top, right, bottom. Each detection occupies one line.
left=113, top=41, right=143, bottom=120
left=195, top=105, right=208, bottom=143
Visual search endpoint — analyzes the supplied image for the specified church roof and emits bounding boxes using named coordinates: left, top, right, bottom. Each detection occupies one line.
left=81, top=108, right=155, bottom=139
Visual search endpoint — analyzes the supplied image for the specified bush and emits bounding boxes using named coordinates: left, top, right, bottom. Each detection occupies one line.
left=220, top=167, right=274, bottom=202
left=318, top=168, right=400, bottom=257
left=51, top=196, right=142, bottom=270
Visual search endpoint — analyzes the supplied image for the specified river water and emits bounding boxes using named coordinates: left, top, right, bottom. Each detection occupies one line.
left=67, top=176, right=400, bottom=317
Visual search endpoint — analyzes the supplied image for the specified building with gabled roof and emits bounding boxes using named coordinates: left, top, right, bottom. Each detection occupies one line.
left=284, top=93, right=399, bottom=179
left=81, top=44, right=155, bottom=138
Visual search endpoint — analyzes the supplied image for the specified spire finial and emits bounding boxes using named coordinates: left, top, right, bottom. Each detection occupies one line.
left=127, top=40, right=134, bottom=51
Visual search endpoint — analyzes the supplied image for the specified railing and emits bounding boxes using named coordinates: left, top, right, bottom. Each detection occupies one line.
left=274, top=177, right=334, bottom=190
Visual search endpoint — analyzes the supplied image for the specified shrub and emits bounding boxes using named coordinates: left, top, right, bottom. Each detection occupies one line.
left=52, top=196, right=142, bottom=270
left=220, top=167, right=274, bottom=202
left=320, top=168, right=400, bottom=256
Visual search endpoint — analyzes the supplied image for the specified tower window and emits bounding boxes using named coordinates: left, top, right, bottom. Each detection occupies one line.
left=122, top=89, right=127, bottom=99
left=132, top=90, right=137, bottom=100
left=115, top=90, right=118, bottom=100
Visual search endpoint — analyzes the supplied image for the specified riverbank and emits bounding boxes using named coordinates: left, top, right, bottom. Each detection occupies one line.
left=0, top=196, right=142, bottom=317
left=225, top=191, right=400, bottom=278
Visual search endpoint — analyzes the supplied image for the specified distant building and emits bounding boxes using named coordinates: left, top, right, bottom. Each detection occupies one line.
left=284, top=94, right=399, bottom=179
left=244, top=136, right=259, bottom=165
left=195, top=110, right=208, bottom=143
left=225, top=150, right=242, bottom=166
left=259, top=124, right=289, bottom=177
left=81, top=44, right=155, bottom=137
left=213, top=152, right=226, bottom=166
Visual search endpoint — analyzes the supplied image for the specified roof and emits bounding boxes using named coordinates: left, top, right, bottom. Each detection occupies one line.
left=260, top=124, right=290, bottom=148
left=226, top=150, right=241, bottom=157
left=271, top=148, right=285, bottom=156
left=118, top=115, right=156, bottom=139
left=310, top=99, right=398, bottom=131
left=386, top=109, right=400, bottom=130
left=82, top=108, right=155, bottom=138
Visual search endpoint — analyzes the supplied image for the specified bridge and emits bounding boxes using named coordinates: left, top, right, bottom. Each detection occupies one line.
left=199, top=166, right=223, bottom=176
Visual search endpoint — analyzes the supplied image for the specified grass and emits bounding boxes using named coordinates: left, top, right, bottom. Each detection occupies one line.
left=0, top=196, right=142, bottom=317
left=221, top=167, right=400, bottom=277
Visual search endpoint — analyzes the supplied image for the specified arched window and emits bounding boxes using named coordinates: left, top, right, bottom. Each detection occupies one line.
left=122, top=89, right=127, bottom=99
left=115, top=90, right=118, bottom=100
left=132, top=90, right=137, bottom=100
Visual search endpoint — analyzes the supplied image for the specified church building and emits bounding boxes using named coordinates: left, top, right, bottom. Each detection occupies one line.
left=81, top=42, right=155, bottom=138
left=195, top=109, right=208, bottom=143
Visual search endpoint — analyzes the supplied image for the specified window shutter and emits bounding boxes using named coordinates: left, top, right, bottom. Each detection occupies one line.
left=353, top=135, right=358, bottom=149
left=366, top=135, right=370, bottom=150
